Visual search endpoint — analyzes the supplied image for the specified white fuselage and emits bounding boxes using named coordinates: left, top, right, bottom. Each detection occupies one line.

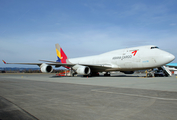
left=69, top=45, right=175, bottom=72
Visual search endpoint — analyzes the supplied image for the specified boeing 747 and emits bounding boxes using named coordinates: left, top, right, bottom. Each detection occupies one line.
left=3, top=44, right=175, bottom=76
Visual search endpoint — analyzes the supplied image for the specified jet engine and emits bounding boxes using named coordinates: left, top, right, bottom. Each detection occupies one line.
left=76, top=66, right=91, bottom=75
left=40, top=63, right=53, bottom=73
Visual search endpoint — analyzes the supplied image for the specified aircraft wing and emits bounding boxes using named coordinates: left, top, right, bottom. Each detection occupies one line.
left=39, top=60, right=114, bottom=69
left=39, top=60, right=76, bottom=67
left=3, top=60, right=114, bottom=70
left=2, top=60, right=75, bottom=67
left=2, top=60, right=42, bottom=66
left=79, top=64, right=114, bottom=71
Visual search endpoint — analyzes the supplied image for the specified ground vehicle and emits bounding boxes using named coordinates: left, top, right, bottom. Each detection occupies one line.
left=154, top=70, right=166, bottom=77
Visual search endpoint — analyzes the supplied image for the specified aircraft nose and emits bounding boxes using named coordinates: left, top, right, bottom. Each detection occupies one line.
left=165, top=53, right=175, bottom=63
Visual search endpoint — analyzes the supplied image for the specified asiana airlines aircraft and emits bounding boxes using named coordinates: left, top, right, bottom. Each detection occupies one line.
left=2, top=43, right=175, bottom=77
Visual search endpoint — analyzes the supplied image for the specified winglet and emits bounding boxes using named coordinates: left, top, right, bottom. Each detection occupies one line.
left=2, top=60, right=6, bottom=64
left=55, top=44, right=71, bottom=63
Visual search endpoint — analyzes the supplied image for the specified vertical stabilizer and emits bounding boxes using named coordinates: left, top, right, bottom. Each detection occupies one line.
left=55, top=44, right=70, bottom=63
left=2, top=60, right=6, bottom=64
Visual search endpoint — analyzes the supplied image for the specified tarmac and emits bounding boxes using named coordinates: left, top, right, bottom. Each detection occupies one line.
left=0, top=73, right=177, bottom=120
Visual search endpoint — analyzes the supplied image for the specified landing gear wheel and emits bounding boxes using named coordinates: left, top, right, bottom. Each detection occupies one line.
left=91, top=72, right=100, bottom=76
left=83, top=75, right=89, bottom=77
left=104, top=72, right=110, bottom=76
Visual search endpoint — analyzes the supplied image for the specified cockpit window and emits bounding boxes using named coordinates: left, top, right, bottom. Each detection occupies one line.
left=151, top=46, right=159, bottom=49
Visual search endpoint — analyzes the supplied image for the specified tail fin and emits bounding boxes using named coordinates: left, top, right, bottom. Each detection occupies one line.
left=2, top=60, right=6, bottom=64
left=55, top=44, right=70, bottom=63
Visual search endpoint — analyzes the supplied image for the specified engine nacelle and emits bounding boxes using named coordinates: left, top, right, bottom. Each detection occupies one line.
left=76, top=66, right=91, bottom=75
left=40, top=63, right=53, bottom=73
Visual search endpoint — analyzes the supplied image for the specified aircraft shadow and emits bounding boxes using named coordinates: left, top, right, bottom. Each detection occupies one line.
left=50, top=75, right=143, bottom=78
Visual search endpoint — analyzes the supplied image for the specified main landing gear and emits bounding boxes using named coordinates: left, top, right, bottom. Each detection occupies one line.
left=104, top=72, right=110, bottom=76
left=83, top=72, right=100, bottom=77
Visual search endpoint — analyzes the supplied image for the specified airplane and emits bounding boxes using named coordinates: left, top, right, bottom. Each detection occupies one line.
left=165, top=63, right=177, bottom=75
left=2, top=44, right=175, bottom=77
left=166, top=63, right=177, bottom=67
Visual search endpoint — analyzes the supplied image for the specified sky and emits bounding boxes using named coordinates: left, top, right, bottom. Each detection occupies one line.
left=1, top=0, right=177, bottom=68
